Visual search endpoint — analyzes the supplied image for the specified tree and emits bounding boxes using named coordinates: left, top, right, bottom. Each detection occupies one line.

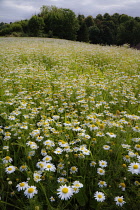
left=103, top=13, right=111, bottom=21
left=61, top=9, right=79, bottom=40
left=100, top=24, right=114, bottom=45
left=117, top=19, right=137, bottom=45
left=0, top=24, right=12, bottom=36
left=43, top=7, right=79, bottom=40
left=11, top=23, right=23, bottom=32
left=85, top=16, right=94, bottom=27
left=112, top=13, right=120, bottom=24
left=119, top=14, right=132, bottom=23
left=43, top=6, right=64, bottom=38
left=28, top=15, right=44, bottom=37
left=89, top=26, right=101, bottom=44
left=96, top=14, right=103, bottom=21
left=131, top=22, right=140, bottom=45
left=77, top=21, right=89, bottom=42
left=20, top=20, right=29, bottom=34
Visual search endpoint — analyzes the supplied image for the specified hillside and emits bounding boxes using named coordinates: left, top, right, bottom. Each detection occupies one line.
left=0, top=37, right=140, bottom=210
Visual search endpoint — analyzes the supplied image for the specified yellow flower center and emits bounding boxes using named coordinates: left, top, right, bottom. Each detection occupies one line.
left=39, top=163, right=44, bottom=168
left=120, top=183, right=126, bottom=187
left=72, top=167, right=77, bottom=171
left=118, top=198, right=123, bottom=203
left=133, top=165, right=138, bottom=169
left=100, top=181, right=104, bottom=185
left=98, top=195, right=102, bottom=198
left=47, top=165, right=51, bottom=168
left=99, top=124, right=104, bottom=129
left=5, top=156, right=10, bottom=160
left=21, top=165, right=26, bottom=169
left=62, top=187, right=68, bottom=193
left=99, top=169, right=103, bottom=173
left=45, top=157, right=50, bottom=161
left=8, top=167, right=12, bottom=171
left=28, top=188, right=34, bottom=193
left=35, top=176, right=40, bottom=179
left=125, top=155, right=130, bottom=159
left=20, top=183, right=25, bottom=187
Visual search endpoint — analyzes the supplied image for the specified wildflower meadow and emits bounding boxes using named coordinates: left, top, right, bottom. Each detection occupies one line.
left=0, top=37, right=140, bottom=210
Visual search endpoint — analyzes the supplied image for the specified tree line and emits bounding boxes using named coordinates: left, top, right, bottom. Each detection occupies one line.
left=0, top=5, right=140, bottom=46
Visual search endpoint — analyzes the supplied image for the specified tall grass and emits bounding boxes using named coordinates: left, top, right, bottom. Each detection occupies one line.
left=0, top=37, right=140, bottom=210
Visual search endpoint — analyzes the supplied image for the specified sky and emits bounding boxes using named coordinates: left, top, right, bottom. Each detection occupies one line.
left=0, top=0, right=140, bottom=23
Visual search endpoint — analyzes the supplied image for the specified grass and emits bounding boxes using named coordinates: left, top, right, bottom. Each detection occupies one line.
left=0, top=37, right=140, bottom=210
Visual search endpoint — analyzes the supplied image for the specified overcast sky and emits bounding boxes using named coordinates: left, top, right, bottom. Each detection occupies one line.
left=0, top=0, right=140, bottom=23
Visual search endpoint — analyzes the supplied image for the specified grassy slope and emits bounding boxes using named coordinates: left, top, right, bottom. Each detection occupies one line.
left=0, top=37, right=140, bottom=210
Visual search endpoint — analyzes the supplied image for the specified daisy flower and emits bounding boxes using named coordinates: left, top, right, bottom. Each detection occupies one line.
left=5, top=166, right=16, bottom=174
left=57, top=184, right=73, bottom=200
left=16, top=182, right=28, bottom=191
left=99, top=160, right=108, bottom=168
left=33, top=172, right=42, bottom=182
left=19, top=165, right=28, bottom=172
left=50, top=196, right=55, bottom=202
left=114, top=196, right=126, bottom=206
left=128, top=162, right=140, bottom=175
left=123, top=155, right=131, bottom=162
left=72, top=181, right=83, bottom=188
left=30, top=143, right=38, bottom=150
left=98, top=181, right=107, bottom=188
left=36, top=161, right=47, bottom=171
left=57, top=163, right=65, bottom=170
left=58, top=140, right=69, bottom=147
left=106, top=132, right=116, bottom=138
left=45, top=163, right=56, bottom=172
left=96, top=132, right=105, bottom=137
left=42, top=155, right=52, bottom=162
left=28, top=151, right=35, bottom=157
left=134, top=180, right=140, bottom=186
left=70, top=166, right=78, bottom=174
left=61, top=170, right=67, bottom=176
left=41, top=149, right=47, bottom=156
left=3, top=146, right=9, bottom=150
left=119, top=183, right=126, bottom=191
left=94, top=191, right=106, bottom=202
left=103, top=145, right=110, bottom=150
left=82, top=149, right=91, bottom=155
left=134, top=144, right=140, bottom=151
left=128, top=151, right=136, bottom=157
left=57, top=177, right=67, bottom=183
left=43, top=140, right=55, bottom=147
left=36, top=136, right=44, bottom=142
left=97, top=168, right=105, bottom=175
left=90, top=161, right=96, bottom=167
left=2, top=156, right=13, bottom=164
left=54, top=147, right=63, bottom=154
left=24, top=186, right=38, bottom=199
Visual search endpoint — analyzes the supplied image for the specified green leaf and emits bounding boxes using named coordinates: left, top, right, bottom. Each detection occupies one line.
left=75, top=188, right=88, bottom=207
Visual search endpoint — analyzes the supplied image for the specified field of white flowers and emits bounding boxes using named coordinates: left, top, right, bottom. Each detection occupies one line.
left=0, top=37, right=140, bottom=210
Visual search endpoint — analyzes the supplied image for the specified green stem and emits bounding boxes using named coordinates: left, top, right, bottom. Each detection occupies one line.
left=0, top=200, right=22, bottom=210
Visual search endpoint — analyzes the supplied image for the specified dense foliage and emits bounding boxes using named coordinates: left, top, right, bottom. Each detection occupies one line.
left=0, top=5, right=140, bottom=46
